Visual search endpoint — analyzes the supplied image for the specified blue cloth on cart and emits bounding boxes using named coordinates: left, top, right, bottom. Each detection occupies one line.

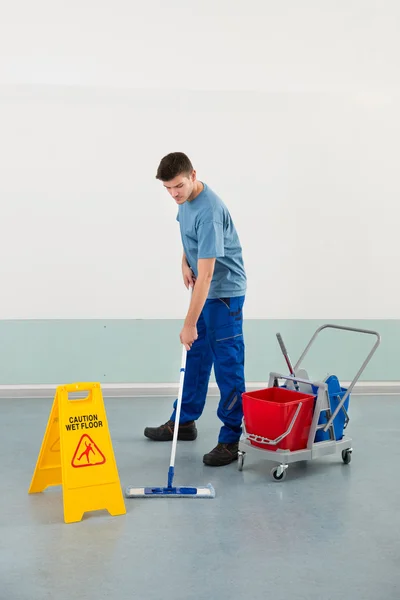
left=313, top=375, right=350, bottom=442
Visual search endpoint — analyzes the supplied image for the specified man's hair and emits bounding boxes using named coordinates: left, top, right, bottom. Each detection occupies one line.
left=156, top=152, right=194, bottom=181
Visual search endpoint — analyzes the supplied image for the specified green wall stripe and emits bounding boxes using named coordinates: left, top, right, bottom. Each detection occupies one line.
left=0, top=319, right=394, bottom=385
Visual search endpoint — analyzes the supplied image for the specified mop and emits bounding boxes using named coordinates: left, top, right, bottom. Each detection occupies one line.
left=125, top=291, right=215, bottom=499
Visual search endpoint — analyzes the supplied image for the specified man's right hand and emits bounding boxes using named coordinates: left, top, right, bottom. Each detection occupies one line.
left=182, top=263, right=196, bottom=289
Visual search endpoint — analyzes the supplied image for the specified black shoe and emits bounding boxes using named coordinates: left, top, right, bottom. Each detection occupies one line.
left=203, top=442, right=239, bottom=466
left=144, top=420, right=197, bottom=441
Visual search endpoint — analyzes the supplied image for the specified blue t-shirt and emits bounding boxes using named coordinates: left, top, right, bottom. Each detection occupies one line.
left=177, top=183, right=247, bottom=298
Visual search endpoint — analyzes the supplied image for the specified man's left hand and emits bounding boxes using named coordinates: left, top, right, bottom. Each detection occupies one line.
left=180, top=325, right=198, bottom=351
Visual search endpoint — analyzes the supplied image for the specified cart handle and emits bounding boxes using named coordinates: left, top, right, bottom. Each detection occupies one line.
left=245, top=402, right=303, bottom=446
left=293, top=324, right=381, bottom=432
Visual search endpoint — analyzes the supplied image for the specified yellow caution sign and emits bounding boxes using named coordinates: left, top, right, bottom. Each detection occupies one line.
left=29, top=382, right=126, bottom=524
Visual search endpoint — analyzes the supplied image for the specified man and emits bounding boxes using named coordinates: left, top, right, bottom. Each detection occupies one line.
left=144, top=152, right=247, bottom=466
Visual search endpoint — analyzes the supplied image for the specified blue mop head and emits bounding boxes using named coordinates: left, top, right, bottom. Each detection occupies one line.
left=125, top=483, right=215, bottom=498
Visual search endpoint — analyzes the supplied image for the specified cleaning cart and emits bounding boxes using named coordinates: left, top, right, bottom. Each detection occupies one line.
left=238, top=324, right=381, bottom=481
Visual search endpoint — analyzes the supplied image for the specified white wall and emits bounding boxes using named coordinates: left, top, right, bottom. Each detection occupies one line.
left=0, top=0, right=399, bottom=319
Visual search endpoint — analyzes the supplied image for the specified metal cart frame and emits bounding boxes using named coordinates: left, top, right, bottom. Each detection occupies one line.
left=238, top=324, right=381, bottom=481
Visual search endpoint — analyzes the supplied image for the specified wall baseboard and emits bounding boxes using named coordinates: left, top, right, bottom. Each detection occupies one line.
left=0, top=381, right=399, bottom=399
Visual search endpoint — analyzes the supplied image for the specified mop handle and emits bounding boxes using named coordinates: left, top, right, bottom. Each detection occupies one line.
left=169, top=344, right=187, bottom=471
left=169, top=286, right=193, bottom=477
left=276, top=333, right=300, bottom=391
left=276, top=333, right=294, bottom=374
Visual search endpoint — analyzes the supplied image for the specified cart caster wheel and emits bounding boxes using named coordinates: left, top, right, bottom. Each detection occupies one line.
left=271, top=466, right=287, bottom=482
left=238, top=451, right=245, bottom=471
left=342, top=449, right=352, bottom=464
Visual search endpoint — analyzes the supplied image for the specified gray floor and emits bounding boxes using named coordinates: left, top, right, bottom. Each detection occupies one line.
left=1, top=394, right=399, bottom=600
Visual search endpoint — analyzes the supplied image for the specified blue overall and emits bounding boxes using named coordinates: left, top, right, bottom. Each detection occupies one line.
left=171, top=296, right=245, bottom=444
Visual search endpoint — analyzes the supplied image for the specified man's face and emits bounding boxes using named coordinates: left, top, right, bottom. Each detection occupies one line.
left=163, top=171, right=196, bottom=204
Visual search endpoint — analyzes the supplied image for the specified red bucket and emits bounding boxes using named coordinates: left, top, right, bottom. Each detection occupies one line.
left=242, top=387, right=315, bottom=451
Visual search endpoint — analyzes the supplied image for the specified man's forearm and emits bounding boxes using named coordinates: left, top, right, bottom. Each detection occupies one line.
left=185, top=276, right=212, bottom=327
